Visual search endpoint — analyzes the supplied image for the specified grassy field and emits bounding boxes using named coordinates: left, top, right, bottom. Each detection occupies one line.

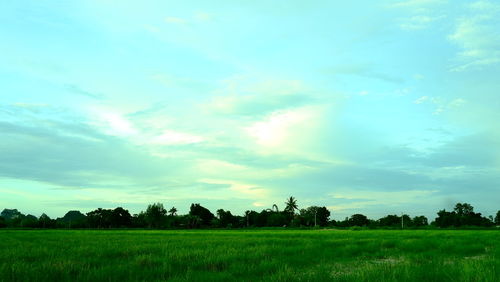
left=0, top=229, right=499, bottom=281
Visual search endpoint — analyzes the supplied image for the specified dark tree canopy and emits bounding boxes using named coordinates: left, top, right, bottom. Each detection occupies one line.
left=348, top=214, right=370, bottom=227
left=0, top=200, right=495, bottom=229
left=412, top=215, right=428, bottom=227
left=1, top=209, right=22, bottom=220
left=145, top=203, right=167, bottom=228
left=59, top=210, right=86, bottom=228
left=434, top=203, right=492, bottom=228
left=189, top=204, right=214, bottom=226
left=39, top=213, right=54, bottom=228
left=299, top=206, right=330, bottom=227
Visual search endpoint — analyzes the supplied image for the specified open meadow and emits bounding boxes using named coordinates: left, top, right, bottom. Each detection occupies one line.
left=0, top=229, right=499, bottom=281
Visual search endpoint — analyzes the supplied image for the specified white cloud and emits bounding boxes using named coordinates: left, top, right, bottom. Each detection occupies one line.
left=414, top=96, right=467, bottom=114
left=389, top=0, right=446, bottom=31
left=449, top=1, right=500, bottom=71
left=199, top=178, right=269, bottom=199
left=399, top=15, right=445, bottom=30
left=98, top=112, right=138, bottom=136
left=246, top=107, right=316, bottom=147
left=414, top=96, right=429, bottom=104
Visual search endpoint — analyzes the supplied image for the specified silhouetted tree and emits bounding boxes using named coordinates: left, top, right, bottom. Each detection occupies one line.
left=284, top=196, right=298, bottom=216
left=454, top=203, right=474, bottom=216
left=1, top=209, right=23, bottom=227
left=132, top=212, right=147, bottom=228
left=86, top=208, right=113, bottom=228
left=378, top=215, right=400, bottom=228
left=145, top=203, right=167, bottom=228
left=216, top=209, right=235, bottom=228
left=1, top=209, right=22, bottom=220
left=266, top=212, right=287, bottom=227
left=434, top=203, right=492, bottom=227
left=0, top=216, right=6, bottom=228
left=348, top=214, right=369, bottom=227
left=189, top=203, right=214, bottom=226
left=412, top=215, right=428, bottom=227
left=168, top=207, right=178, bottom=216
left=244, top=210, right=259, bottom=227
left=111, top=207, right=132, bottom=227
left=299, top=206, right=330, bottom=227
left=58, top=210, right=86, bottom=228
left=434, top=209, right=456, bottom=227
left=21, top=214, right=38, bottom=228
left=39, top=213, right=53, bottom=228
left=181, top=214, right=201, bottom=228
left=495, top=211, right=500, bottom=225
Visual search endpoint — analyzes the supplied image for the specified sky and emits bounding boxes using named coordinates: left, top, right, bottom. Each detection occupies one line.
left=1, top=0, right=499, bottom=220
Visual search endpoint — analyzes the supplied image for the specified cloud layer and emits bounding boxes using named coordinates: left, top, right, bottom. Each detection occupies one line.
left=1, top=0, right=499, bottom=219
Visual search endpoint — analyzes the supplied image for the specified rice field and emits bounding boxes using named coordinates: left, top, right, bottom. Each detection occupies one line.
left=0, top=229, right=499, bottom=281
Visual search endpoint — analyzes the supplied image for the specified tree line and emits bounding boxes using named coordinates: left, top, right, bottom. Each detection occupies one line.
left=1, top=197, right=499, bottom=229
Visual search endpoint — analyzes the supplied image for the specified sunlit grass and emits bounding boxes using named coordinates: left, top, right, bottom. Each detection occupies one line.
left=0, top=229, right=498, bottom=281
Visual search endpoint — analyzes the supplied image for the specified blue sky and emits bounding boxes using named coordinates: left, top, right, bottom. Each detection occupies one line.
left=1, top=0, right=499, bottom=220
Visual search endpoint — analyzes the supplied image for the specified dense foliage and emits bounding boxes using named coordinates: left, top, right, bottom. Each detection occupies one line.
left=0, top=200, right=497, bottom=229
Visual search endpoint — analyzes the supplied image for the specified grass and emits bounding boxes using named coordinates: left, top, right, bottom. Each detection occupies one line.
left=0, top=229, right=499, bottom=281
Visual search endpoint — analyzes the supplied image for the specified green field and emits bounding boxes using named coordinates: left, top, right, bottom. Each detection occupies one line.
left=0, top=229, right=499, bottom=281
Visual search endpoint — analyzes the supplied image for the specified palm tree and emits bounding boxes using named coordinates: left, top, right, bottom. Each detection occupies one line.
left=284, top=196, right=298, bottom=216
left=168, top=207, right=177, bottom=216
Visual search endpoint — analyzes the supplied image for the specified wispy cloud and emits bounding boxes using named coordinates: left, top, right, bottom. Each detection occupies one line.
left=203, top=76, right=318, bottom=116
left=449, top=1, right=500, bottom=71
left=399, top=15, right=445, bottom=30
left=65, top=84, right=104, bottom=99
left=414, top=96, right=467, bottom=115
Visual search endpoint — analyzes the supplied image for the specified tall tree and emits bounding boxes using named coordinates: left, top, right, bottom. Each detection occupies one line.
left=299, top=206, right=330, bottom=227
left=168, top=207, right=178, bottom=216
left=189, top=203, right=214, bottom=226
left=39, top=214, right=52, bottom=228
left=21, top=214, right=39, bottom=228
left=348, top=214, right=369, bottom=227
left=495, top=211, right=500, bottom=225
left=86, top=208, right=113, bottom=228
left=284, top=196, right=298, bottom=216
left=111, top=207, right=132, bottom=227
left=412, top=215, right=428, bottom=227
left=59, top=210, right=86, bottom=228
left=145, top=203, right=167, bottom=228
